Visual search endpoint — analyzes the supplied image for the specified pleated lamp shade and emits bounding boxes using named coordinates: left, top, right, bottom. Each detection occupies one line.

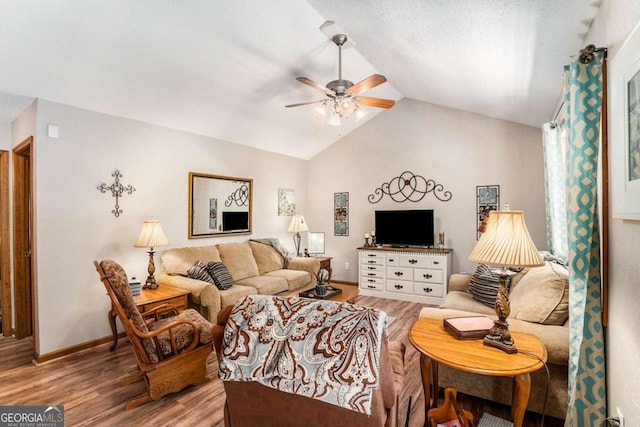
left=468, top=210, right=543, bottom=268
left=287, top=215, right=309, bottom=233
left=134, top=220, right=169, bottom=248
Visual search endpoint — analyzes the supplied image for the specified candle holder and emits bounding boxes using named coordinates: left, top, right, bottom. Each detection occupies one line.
left=364, top=237, right=371, bottom=247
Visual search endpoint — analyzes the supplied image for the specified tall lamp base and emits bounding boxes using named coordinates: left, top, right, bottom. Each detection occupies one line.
left=483, top=273, right=517, bottom=354
left=143, top=248, right=159, bottom=290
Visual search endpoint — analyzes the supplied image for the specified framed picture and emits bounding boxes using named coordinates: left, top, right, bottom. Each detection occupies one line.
left=476, top=185, right=500, bottom=239
left=612, top=23, right=640, bottom=219
left=308, top=232, right=325, bottom=254
left=278, top=188, right=295, bottom=216
left=209, top=198, right=217, bottom=230
left=334, top=192, right=349, bottom=236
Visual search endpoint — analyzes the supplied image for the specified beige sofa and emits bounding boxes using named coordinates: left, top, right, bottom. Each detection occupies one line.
left=418, top=261, right=569, bottom=420
left=157, top=241, right=320, bottom=323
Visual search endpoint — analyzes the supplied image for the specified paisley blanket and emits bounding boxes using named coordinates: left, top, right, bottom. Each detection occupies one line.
left=218, top=295, right=388, bottom=415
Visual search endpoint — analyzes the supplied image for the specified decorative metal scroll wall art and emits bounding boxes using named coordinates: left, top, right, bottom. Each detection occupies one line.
left=334, top=192, right=349, bottom=236
left=476, top=185, right=500, bottom=240
left=97, top=169, right=136, bottom=217
left=368, top=170, right=452, bottom=204
left=225, top=183, right=249, bottom=207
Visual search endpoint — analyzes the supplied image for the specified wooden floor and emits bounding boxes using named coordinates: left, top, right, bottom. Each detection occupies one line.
left=0, top=295, right=564, bottom=426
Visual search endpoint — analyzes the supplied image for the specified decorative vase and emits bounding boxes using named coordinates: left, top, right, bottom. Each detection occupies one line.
left=315, top=284, right=328, bottom=296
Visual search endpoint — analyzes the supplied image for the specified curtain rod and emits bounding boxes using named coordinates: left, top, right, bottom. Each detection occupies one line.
left=549, top=45, right=607, bottom=127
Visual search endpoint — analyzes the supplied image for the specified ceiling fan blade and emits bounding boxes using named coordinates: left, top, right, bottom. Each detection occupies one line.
left=296, top=77, right=335, bottom=95
left=285, top=100, right=325, bottom=108
left=349, top=74, right=387, bottom=95
left=357, top=96, right=395, bottom=109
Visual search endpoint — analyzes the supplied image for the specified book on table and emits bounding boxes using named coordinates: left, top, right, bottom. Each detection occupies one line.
left=443, top=316, right=494, bottom=340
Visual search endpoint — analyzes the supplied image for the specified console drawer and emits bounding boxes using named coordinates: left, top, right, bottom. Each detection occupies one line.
left=386, top=279, right=413, bottom=294
left=414, top=268, right=444, bottom=284
left=361, top=264, right=384, bottom=278
left=398, top=254, right=430, bottom=268
left=385, top=254, right=399, bottom=266
left=413, top=283, right=445, bottom=298
left=386, top=267, right=413, bottom=281
left=360, top=277, right=384, bottom=291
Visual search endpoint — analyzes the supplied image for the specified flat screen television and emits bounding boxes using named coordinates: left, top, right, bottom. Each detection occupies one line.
left=375, top=209, right=434, bottom=247
left=222, top=211, right=249, bottom=231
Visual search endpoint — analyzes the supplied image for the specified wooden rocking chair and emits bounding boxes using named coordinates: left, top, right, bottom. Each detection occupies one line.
left=95, top=259, right=214, bottom=409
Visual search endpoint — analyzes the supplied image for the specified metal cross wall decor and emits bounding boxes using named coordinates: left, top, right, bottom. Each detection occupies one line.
left=97, top=169, right=136, bottom=217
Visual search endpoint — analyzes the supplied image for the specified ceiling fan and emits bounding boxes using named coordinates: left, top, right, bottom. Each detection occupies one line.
left=285, top=33, right=395, bottom=125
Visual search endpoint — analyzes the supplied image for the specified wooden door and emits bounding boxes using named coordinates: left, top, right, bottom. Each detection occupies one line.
left=0, top=150, right=10, bottom=336
left=13, top=137, right=34, bottom=340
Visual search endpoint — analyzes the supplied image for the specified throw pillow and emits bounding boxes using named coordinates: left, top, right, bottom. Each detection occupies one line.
left=187, top=261, right=216, bottom=284
left=206, top=262, right=234, bottom=290
left=468, top=264, right=510, bottom=307
left=509, top=262, right=569, bottom=325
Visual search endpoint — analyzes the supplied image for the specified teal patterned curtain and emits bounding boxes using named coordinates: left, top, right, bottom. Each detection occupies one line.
left=542, top=122, right=569, bottom=263
left=564, top=51, right=606, bottom=425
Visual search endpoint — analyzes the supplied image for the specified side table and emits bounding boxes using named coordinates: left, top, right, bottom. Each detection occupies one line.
left=409, top=318, right=547, bottom=427
left=313, top=256, right=333, bottom=281
left=108, top=284, right=190, bottom=351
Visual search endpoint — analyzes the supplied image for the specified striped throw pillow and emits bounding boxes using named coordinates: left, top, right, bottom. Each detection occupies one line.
left=206, top=262, right=234, bottom=290
left=468, top=264, right=511, bottom=307
left=187, top=261, right=215, bottom=284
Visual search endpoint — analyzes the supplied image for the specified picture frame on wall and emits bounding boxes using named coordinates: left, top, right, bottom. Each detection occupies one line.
left=308, top=232, right=325, bottom=254
left=611, top=23, right=640, bottom=220
left=278, top=188, right=296, bottom=216
left=476, top=185, right=500, bottom=239
left=334, top=192, right=349, bottom=236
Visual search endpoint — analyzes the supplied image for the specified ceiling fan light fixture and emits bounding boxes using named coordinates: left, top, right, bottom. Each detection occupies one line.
left=313, top=103, right=328, bottom=120
left=354, top=107, right=368, bottom=122
left=327, top=109, right=341, bottom=126
left=338, top=97, right=356, bottom=117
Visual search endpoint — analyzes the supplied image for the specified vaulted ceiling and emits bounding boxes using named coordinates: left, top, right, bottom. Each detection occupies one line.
left=0, top=1, right=601, bottom=159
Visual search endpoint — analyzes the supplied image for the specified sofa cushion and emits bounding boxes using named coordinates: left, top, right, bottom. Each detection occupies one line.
left=467, top=264, right=507, bottom=307
left=509, top=262, right=569, bottom=326
left=218, top=242, right=260, bottom=281
left=249, top=241, right=284, bottom=274
left=187, top=261, right=216, bottom=284
left=264, top=269, right=311, bottom=291
left=234, top=275, right=288, bottom=295
left=162, top=245, right=221, bottom=276
left=206, top=261, right=234, bottom=290
left=219, top=284, right=258, bottom=309
left=440, top=291, right=497, bottom=316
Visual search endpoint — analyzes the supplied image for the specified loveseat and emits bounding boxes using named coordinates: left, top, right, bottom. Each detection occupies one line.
left=418, top=261, right=569, bottom=420
left=157, top=240, right=320, bottom=323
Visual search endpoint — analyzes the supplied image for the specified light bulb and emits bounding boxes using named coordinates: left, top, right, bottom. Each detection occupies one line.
left=338, top=98, right=356, bottom=117
left=313, top=103, right=328, bottom=120
left=355, top=108, right=369, bottom=121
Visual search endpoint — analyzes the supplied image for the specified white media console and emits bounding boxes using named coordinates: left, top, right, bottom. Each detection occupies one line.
left=358, top=246, right=452, bottom=305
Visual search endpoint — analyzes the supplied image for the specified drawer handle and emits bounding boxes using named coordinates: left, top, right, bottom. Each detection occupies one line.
left=388, top=258, right=395, bottom=262
left=394, top=271, right=403, bottom=276
left=367, top=285, right=376, bottom=289
left=367, top=266, right=376, bottom=270
left=367, top=279, right=376, bottom=283
left=367, top=254, right=376, bottom=257
left=423, top=287, right=433, bottom=293
left=394, top=284, right=403, bottom=290
left=368, top=260, right=376, bottom=264
left=409, top=259, right=418, bottom=264
left=433, top=261, right=440, bottom=265
left=423, top=274, right=433, bottom=279
left=367, top=273, right=376, bottom=276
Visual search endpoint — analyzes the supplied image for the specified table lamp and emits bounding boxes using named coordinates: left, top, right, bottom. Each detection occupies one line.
left=134, top=220, right=169, bottom=289
left=287, top=215, right=309, bottom=257
left=468, top=208, right=543, bottom=353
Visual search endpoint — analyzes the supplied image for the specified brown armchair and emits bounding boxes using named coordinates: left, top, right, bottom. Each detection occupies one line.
left=95, top=259, right=215, bottom=409
left=213, top=298, right=406, bottom=427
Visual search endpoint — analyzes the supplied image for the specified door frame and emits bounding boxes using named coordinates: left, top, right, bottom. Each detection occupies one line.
left=0, top=150, right=10, bottom=336
left=12, top=136, right=35, bottom=342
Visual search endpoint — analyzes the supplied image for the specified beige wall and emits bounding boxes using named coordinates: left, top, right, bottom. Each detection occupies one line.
left=26, top=99, right=309, bottom=355
left=307, top=98, right=546, bottom=281
left=587, top=0, right=640, bottom=423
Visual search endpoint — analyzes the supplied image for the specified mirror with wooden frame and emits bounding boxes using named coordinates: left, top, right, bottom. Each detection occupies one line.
left=188, top=172, right=253, bottom=238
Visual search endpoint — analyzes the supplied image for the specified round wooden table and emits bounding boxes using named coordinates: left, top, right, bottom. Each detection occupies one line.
left=409, top=318, right=547, bottom=427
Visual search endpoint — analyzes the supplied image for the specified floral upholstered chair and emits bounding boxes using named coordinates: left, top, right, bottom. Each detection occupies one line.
left=95, top=259, right=214, bottom=409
